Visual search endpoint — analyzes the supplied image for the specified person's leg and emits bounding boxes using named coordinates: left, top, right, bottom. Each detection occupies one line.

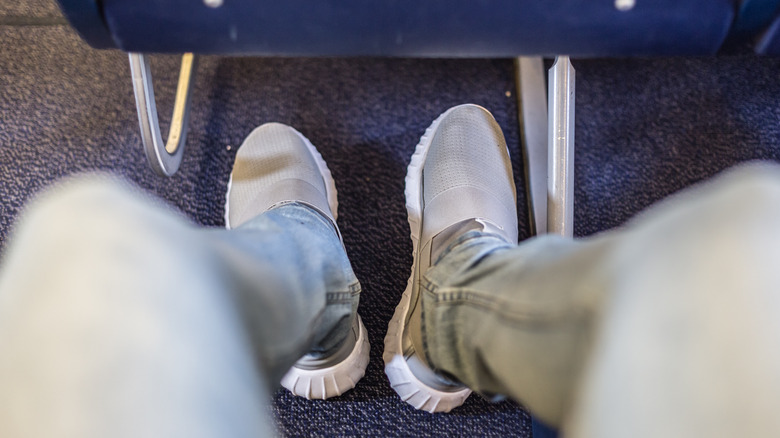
left=565, top=163, right=780, bottom=438
left=210, top=202, right=365, bottom=391
left=383, top=104, right=520, bottom=412
left=386, top=104, right=780, bottom=435
left=0, top=178, right=272, bottom=438
left=422, top=162, right=780, bottom=436
left=0, top=123, right=367, bottom=437
left=224, top=123, right=368, bottom=399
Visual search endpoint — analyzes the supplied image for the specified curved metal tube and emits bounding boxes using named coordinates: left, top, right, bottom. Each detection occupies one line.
left=129, top=53, right=197, bottom=176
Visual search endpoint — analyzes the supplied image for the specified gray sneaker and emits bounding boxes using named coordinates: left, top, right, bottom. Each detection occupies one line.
left=226, top=123, right=370, bottom=400
left=383, top=105, right=518, bottom=412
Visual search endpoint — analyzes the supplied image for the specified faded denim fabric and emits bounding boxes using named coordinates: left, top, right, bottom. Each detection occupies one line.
left=0, top=176, right=360, bottom=438
left=422, top=162, right=780, bottom=438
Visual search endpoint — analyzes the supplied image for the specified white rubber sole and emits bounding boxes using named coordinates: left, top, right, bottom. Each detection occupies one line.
left=382, top=106, right=476, bottom=413
left=281, top=315, right=370, bottom=400
left=224, top=124, right=339, bottom=230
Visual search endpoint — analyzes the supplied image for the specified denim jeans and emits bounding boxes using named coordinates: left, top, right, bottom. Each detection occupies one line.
left=422, top=162, right=780, bottom=438
left=0, top=176, right=360, bottom=438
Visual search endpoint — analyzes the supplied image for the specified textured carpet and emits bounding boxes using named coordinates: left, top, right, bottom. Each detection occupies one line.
left=2, top=5, right=780, bottom=437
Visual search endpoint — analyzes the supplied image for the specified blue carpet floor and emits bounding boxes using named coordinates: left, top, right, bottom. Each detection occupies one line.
left=3, top=3, right=780, bottom=437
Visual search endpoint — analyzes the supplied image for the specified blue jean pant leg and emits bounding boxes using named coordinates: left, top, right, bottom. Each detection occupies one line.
left=0, top=176, right=361, bottom=437
left=420, top=229, right=611, bottom=427
left=422, top=162, right=780, bottom=437
left=0, top=176, right=271, bottom=437
left=208, top=202, right=361, bottom=385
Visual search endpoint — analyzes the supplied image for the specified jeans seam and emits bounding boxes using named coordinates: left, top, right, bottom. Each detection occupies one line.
left=325, top=283, right=360, bottom=305
left=420, top=279, right=436, bottom=367
left=427, top=287, right=587, bottom=327
left=325, top=292, right=354, bottom=304
left=347, top=281, right=361, bottom=295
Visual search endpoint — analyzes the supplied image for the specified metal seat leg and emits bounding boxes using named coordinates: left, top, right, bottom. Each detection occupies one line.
left=129, top=53, right=198, bottom=177
left=516, top=57, right=548, bottom=235
left=516, top=55, right=575, bottom=238
left=547, top=56, right=575, bottom=238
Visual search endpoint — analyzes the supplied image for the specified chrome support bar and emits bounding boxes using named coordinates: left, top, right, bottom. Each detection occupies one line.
left=547, top=56, right=575, bottom=237
left=129, top=53, right=197, bottom=176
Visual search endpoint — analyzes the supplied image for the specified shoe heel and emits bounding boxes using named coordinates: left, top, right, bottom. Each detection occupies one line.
left=281, top=315, right=370, bottom=399
left=383, top=285, right=471, bottom=413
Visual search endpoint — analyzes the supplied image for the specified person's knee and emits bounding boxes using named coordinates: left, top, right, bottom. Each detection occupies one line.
left=715, top=161, right=780, bottom=208
left=17, top=174, right=181, bottom=252
left=700, top=162, right=780, bottom=247
left=29, top=174, right=142, bottom=225
left=627, top=161, right=780, bottom=250
left=576, top=163, right=780, bottom=438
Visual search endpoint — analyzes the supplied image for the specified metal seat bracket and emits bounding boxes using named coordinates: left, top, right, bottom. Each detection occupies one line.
left=129, top=53, right=197, bottom=176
